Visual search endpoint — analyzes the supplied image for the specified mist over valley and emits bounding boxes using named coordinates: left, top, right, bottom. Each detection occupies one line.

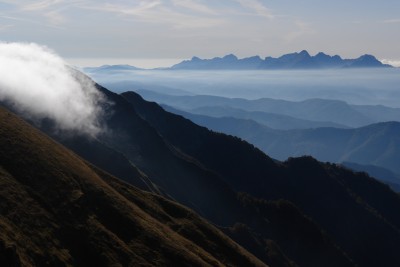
left=85, top=67, right=400, bottom=108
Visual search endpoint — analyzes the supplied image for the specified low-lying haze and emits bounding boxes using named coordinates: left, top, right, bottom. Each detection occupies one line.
left=86, top=68, right=400, bottom=108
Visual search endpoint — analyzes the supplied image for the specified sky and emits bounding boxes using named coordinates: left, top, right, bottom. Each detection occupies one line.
left=0, top=0, right=399, bottom=67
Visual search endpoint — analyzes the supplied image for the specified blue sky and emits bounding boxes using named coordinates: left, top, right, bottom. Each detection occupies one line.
left=1, top=0, right=399, bottom=67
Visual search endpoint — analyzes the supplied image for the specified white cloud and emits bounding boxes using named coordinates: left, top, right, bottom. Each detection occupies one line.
left=381, top=59, right=400, bottom=67
left=0, top=42, right=105, bottom=136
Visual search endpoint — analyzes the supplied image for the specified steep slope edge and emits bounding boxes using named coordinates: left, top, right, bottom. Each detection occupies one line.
left=0, top=106, right=266, bottom=267
left=122, top=91, right=400, bottom=267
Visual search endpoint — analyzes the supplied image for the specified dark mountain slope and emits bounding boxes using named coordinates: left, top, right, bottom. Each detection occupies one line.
left=121, top=91, right=278, bottom=189
left=0, top=106, right=356, bottom=267
left=58, top=135, right=159, bottom=193
left=92, top=87, right=355, bottom=267
left=0, top=107, right=267, bottom=267
left=1, top=84, right=357, bottom=266
left=122, top=91, right=400, bottom=267
left=342, top=162, right=400, bottom=192
left=92, top=85, right=244, bottom=226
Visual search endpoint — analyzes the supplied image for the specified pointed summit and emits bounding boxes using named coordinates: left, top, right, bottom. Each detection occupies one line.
left=191, top=56, right=201, bottom=61
left=299, top=50, right=311, bottom=57
left=348, top=54, right=390, bottom=68
left=222, top=54, right=238, bottom=60
left=315, top=52, right=329, bottom=58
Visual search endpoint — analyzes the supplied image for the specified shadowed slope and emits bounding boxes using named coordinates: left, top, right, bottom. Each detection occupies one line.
left=0, top=86, right=356, bottom=267
left=0, top=107, right=266, bottom=267
left=0, top=86, right=354, bottom=267
left=122, top=91, right=400, bottom=267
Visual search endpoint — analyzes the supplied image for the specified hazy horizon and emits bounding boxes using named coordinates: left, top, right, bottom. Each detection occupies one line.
left=67, top=57, right=185, bottom=69
left=85, top=68, right=400, bottom=108
left=69, top=54, right=400, bottom=69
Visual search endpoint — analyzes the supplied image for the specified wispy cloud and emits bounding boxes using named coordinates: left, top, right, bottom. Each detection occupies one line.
left=22, top=0, right=65, bottom=11
left=381, top=59, right=400, bottom=67
left=1, top=0, right=275, bottom=29
left=1, top=0, right=83, bottom=26
left=44, top=10, right=66, bottom=25
left=84, top=1, right=225, bottom=29
left=235, top=0, right=274, bottom=19
left=0, top=12, right=63, bottom=28
left=172, top=0, right=218, bottom=15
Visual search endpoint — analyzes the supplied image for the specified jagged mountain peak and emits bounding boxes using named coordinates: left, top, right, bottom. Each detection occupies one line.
left=170, top=51, right=391, bottom=70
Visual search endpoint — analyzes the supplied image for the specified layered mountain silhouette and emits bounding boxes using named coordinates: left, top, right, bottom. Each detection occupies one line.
left=158, top=105, right=400, bottom=179
left=171, top=51, right=392, bottom=70
left=3, top=75, right=400, bottom=266
left=82, top=51, right=392, bottom=72
left=164, top=105, right=348, bottom=130
left=135, top=90, right=400, bottom=128
left=83, top=64, right=142, bottom=73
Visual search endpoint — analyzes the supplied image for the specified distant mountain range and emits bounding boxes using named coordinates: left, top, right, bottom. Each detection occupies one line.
left=136, top=90, right=400, bottom=189
left=83, top=64, right=142, bottom=72
left=162, top=106, right=400, bottom=177
left=135, top=90, right=400, bottom=128
left=82, top=51, right=393, bottom=72
left=171, top=51, right=392, bottom=70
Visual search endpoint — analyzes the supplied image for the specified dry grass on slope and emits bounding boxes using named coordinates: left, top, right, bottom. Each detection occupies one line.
left=0, top=107, right=266, bottom=267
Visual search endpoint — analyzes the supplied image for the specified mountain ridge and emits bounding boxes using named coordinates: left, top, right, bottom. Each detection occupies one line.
left=0, top=106, right=266, bottom=267
left=160, top=105, right=400, bottom=176
left=1, top=94, right=355, bottom=267
left=171, top=51, right=392, bottom=70
left=82, top=51, right=393, bottom=71
left=121, top=90, right=400, bottom=267
left=134, top=89, right=400, bottom=128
